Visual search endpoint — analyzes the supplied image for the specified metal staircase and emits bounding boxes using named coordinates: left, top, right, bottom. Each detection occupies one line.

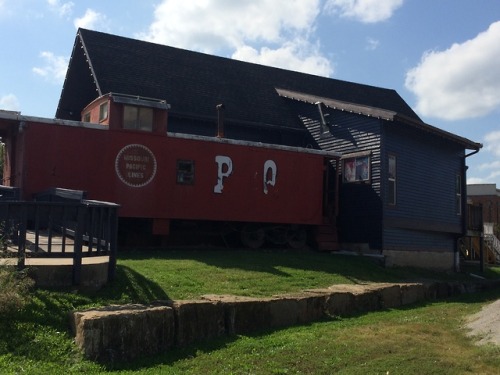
left=483, top=223, right=500, bottom=265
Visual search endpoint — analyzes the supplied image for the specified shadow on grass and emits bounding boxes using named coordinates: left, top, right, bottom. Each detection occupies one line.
left=96, top=265, right=170, bottom=303
left=104, top=335, right=241, bottom=372
left=117, top=247, right=472, bottom=284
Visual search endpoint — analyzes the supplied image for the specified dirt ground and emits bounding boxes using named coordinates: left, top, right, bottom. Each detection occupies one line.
left=465, top=299, right=500, bottom=346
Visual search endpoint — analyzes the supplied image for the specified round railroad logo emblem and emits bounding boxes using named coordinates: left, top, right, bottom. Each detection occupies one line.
left=115, top=144, right=157, bottom=187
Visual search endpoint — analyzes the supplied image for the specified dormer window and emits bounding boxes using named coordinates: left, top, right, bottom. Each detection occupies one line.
left=123, top=105, right=153, bottom=132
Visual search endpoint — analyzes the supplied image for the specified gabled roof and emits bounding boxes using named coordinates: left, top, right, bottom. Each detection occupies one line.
left=57, top=28, right=421, bottom=128
left=56, top=29, right=480, bottom=151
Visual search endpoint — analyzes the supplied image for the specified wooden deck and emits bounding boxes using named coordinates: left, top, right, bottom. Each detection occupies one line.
left=1, top=230, right=109, bottom=266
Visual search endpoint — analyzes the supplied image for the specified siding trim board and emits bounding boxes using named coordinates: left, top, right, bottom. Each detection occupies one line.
left=384, top=217, right=462, bottom=234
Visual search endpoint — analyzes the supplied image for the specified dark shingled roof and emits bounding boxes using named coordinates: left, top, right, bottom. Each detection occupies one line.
left=56, top=28, right=422, bottom=127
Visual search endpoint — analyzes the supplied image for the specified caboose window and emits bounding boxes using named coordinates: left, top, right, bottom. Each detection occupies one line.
left=123, top=105, right=153, bottom=131
left=343, top=154, right=370, bottom=183
left=99, top=102, right=108, bottom=122
left=177, top=160, right=195, bottom=185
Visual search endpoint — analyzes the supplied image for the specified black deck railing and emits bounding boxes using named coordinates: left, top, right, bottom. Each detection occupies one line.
left=0, top=200, right=119, bottom=286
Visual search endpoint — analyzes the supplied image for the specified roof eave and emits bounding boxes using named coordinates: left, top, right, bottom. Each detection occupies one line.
left=394, top=113, right=482, bottom=151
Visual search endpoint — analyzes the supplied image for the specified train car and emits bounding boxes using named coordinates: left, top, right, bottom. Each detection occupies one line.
left=0, top=93, right=340, bottom=249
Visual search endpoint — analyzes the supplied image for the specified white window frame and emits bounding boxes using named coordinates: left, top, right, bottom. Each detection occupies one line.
left=388, top=154, right=396, bottom=205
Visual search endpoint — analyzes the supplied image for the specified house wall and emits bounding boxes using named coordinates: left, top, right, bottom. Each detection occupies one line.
left=381, top=121, right=465, bottom=269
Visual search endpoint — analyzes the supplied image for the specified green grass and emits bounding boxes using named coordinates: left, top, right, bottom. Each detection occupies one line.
left=1, top=248, right=499, bottom=374
left=131, top=292, right=500, bottom=375
left=102, top=248, right=481, bottom=301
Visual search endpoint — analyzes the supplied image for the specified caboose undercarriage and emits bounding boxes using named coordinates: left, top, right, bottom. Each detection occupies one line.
left=118, top=217, right=331, bottom=250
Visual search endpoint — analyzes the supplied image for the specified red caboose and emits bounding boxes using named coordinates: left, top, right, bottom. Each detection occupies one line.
left=0, top=94, right=340, bottom=249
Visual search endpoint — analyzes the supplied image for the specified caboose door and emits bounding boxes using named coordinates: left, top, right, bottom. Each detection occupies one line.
left=322, top=158, right=339, bottom=222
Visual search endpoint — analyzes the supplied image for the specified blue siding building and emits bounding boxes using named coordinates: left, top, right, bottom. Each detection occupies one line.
left=276, top=89, right=480, bottom=269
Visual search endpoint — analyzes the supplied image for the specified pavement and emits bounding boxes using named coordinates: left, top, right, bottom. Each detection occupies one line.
left=465, top=299, right=500, bottom=346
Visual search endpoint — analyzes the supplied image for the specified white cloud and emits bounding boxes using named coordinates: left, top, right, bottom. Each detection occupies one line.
left=74, top=8, right=108, bottom=30
left=365, top=37, right=379, bottom=51
left=138, top=0, right=333, bottom=76
left=471, top=131, right=500, bottom=184
left=47, top=0, right=74, bottom=17
left=141, top=0, right=320, bottom=52
left=405, top=21, right=500, bottom=121
left=0, top=94, right=20, bottom=111
left=479, top=160, right=500, bottom=171
left=325, top=0, right=404, bottom=23
left=232, top=39, right=333, bottom=77
left=484, top=130, right=500, bottom=158
left=0, top=0, right=12, bottom=17
left=467, top=176, right=489, bottom=185
left=32, top=51, right=68, bottom=84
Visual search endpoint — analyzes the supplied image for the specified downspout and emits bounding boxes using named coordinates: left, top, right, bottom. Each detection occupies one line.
left=456, top=146, right=482, bottom=271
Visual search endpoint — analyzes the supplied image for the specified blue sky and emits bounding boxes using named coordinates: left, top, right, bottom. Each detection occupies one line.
left=1, top=0, right=499, bottom=185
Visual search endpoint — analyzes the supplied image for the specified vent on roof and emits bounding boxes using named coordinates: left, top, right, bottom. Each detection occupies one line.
left=315, top=102, right=330, bottom=138
left=216, top=104, right=225, bottom=138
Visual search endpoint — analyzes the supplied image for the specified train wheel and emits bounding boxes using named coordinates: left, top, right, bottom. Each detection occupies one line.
left=286, top=227, right=307, bottom=249
left=241, top=224, right=265, bottom=249
left=267, top=226, right=288, bottom=245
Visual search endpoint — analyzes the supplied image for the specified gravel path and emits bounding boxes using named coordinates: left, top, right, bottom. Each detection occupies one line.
left=465, top=299, right=500, bottom=346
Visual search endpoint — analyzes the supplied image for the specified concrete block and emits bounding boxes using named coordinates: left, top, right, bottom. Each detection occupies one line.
left=376, top=284, right=402, bottom=309
left=400, top=283, right=425, bottom=306
left=353, top=289, right=380, bottom=313
left=71, top=304, right=174, bottom=363
left=268, top=293, right=327, bottom=327
left=325, top=291, right=355, bottom=317
left=171, top=300, right=225, bottom=348
left=202, top=295, right=273, bottom=335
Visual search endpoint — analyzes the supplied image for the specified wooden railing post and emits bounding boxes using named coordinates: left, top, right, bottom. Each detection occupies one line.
left=107, top=206, right=119, bottom=283
left=72, top=204, right=86, bottom=286
left=17, top=204, right=27, bottom=271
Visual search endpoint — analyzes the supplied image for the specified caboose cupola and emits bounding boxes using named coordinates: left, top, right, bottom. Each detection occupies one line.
left=81, top=93, right=169, bottom=133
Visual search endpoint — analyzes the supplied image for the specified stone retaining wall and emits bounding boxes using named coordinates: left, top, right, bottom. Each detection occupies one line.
left=70, top=280, right=500, bottom=363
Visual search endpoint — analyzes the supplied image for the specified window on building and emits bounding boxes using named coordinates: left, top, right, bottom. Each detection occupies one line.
left=343, top=154, right=370, bottom=183
left=83, top=112, right=91, bottom=122
left=123, top=105, right=153, bottom=131
left=99, top=102, right=108, bottom=122
left=388, top=154, right=396, bottom=205
left=177, top=160, right=195, bottom=185
left=456, top=175, right=462, bottom=215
